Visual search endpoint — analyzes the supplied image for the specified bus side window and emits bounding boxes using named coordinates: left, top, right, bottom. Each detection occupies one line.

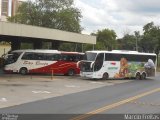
left=45, top=54, right=60, bottom=61
left=75, top=55, right=80, bottom=62
left=61, top=55, right=67, bottom=61
left=52, top=54, right=60, bottom=61
left=21, top=52, right=34, bottom=60
left=34, top=53, right=45, bottom=60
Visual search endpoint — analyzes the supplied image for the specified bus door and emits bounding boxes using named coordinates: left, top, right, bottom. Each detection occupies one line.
left=93, top=53, right=104, bottom=72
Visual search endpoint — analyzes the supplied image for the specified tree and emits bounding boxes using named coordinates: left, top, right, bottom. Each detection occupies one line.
left=8, top=0, right=82, bottom=33
left=117, top=34, right=136, bottom=50
left=95, top=29, right=117, bottom=50
left=140, top=22, right=160, bottom=52
left=8, top=0, right=82, bottom=49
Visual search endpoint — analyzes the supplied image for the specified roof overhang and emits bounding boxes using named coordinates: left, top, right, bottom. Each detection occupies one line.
left=0, top=21, right=96, bottom=44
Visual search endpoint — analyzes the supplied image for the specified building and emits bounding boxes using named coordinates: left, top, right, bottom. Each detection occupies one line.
left=11, top=0, right=22, bottom=16
left=0, top=0, right=9, bottom=21
left=0, top=1, right=96, bottom=52
left=0, top=0, right=22, bottom=21
left=11, top=0, right=17, bottom=16
left=0, top=21, right=96, bottom=51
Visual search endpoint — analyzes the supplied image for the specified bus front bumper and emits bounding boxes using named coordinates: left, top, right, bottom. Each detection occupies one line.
left=80, top=72, right=94, bottom=79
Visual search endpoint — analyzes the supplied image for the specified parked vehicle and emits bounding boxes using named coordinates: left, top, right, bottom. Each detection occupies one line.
left=4, top=49, right=84, bottom=75
left=79, top=50, right=157, bottom=80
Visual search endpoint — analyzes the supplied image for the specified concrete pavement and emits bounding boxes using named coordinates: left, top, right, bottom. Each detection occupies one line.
left=0, top=73, right=132, bottom=108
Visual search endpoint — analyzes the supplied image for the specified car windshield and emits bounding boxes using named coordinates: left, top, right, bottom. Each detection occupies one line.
left=84, top=52, right=97, bottom=61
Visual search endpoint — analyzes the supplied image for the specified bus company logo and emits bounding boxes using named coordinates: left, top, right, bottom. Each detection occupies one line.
left=23, top=61, right=33, bottom=65
left=110, top=62, right=116, bottom=65
left=36, top=61, right=48, bottom=66
left=108, top=67, right=118, bottom=70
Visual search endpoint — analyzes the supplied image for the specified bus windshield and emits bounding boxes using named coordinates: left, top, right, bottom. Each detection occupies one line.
left=4, top=52, right=22, bottom=65
left=84, top=52, right=97, bottom=61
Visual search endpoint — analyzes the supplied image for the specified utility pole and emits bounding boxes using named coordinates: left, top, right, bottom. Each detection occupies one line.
left=136, top=37, right=138, bottom=51
left=134, top=31, right=140, bottom=51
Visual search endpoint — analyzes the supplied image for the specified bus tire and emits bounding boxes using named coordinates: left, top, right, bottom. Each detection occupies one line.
left=19, top=67, right=28, bottom=75
left=102, top=73, right=109, bottom=80
left=67, top=69, right=75, bottom=76
left=135, top=73, right=141, bottom=80
left=141, top=73, right=146, bottom=80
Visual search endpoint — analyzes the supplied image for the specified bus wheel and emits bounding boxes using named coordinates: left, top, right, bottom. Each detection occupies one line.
left=141, top=73, right=146, bottom=80
left=135, top=73, right=141, bottom=80
left=67, top=69, right=75, bottom=76
left=19, top=67, right=28, bottom=75
left=102, top=73, right=108, bottom=80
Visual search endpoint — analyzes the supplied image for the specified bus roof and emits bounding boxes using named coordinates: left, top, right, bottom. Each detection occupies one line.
left=11, top=49, right=60, bottom=53
left=11, top=49, right=84, bottom=54
left=86, top=50, right=156, bottom=56
left=61, top=51, right=84, bottom=55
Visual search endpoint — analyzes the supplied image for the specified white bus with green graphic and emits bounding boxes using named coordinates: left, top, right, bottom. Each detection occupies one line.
left=79, top=50, right=157, bottom=80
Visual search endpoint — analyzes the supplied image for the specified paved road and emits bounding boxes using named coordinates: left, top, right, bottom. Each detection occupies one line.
left=0, top=73, right=131, bottom=108
left=0, top=73, right=160, bottom=120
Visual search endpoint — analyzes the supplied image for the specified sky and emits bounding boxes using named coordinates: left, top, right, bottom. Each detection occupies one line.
left=74, top=0, right=160, bottom=38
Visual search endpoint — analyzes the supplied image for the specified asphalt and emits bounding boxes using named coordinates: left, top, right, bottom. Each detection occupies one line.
left=0, top=71, right=159, bottom=120
left=0, top=76, right=160, bottom=113
left=0, top=72, right=131, bottom=108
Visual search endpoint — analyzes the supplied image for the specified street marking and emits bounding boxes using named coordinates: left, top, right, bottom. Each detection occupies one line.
left=32, top=91, right=51, bottom=94
left=90, top=82, right=104, bottom=84
left=65, top=85, right=80, bottom=88
left=0, top=98, right=7, bottom=102
left=71, top=88, right=160, bottom=120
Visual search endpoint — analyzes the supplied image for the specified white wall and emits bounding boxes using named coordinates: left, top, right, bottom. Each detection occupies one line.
left=0, top=0, right=1, bottom=20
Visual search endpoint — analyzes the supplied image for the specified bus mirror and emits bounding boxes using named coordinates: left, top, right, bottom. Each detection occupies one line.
left=90, top=62, right=95, bottom=68
left=77, top=61, right=81, bottom=68
left=77, top=60, right=84, bottom=68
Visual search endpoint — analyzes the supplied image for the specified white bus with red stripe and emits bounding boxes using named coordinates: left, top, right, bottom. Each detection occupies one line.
left=4, top=50, right=84, bottom=75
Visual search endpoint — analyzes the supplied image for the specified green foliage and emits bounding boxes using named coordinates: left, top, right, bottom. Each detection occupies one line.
left=117, top=22, right=160, bottom=53
left=117, top=34, right=136, bottom=50
left=7, top=0, right=82, bottom=33
left=140, top=22, right=160, bottom=52
left=7, top=1, right=160, bottom=54
left=95, top=29, right=117, bottom=50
